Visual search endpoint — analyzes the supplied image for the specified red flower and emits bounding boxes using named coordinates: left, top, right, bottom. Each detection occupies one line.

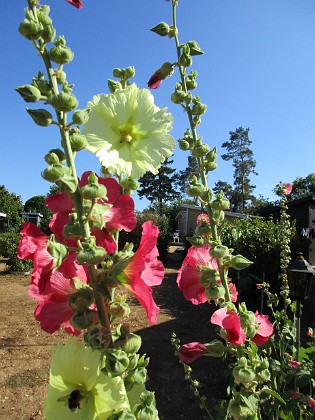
left=66, top=0, right=83, bottom=9
left=196, top=213, right=209, bottom=225
left=118, top=221, right=164, bottom=324
left=251, top=312, right=274, bottom=346
left=177, top=245, right=218, bottom=305
left=147, top=72, right=163, bottom=89
left=178, top=342, right=208, bottom=364
left=28, top=253, right=90, bottom=335
left=211, top=307, right=246, bottom=345
left=18, top=223, right=55, bottom=294
left=46, top=171, right=136, bottom=254
left=283, top=182, right=292, bottom=195
left=289, top=360, right=300, bottom=368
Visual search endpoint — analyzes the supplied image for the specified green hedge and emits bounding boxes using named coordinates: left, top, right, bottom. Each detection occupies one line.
left=0, top=232, right=33, bottom=272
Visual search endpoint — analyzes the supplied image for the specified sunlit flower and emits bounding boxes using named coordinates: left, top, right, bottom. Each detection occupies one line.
left=211, top=306, right=246, bottom=346
left=46, top=171, right=136, bottom=254
left=178, top=342, right=208, bottom=364
left=115, top=221, right=164, bottom=324
left=283, top=182, right=292, bottom=195
left=44, top=338, right=130, bottom=419
left=177, top=245, right=218, bottom=305
left=83, top=83, right=175, bottom=178
left=251, top=312, right=274, bottom=346
left=28, top=253, right=91, bottom=335
left=18, top=222, right=55, bottom=294
left=228, top=282, right=238, bottom=303
left=66, top=0, right=83, bottom=9
left=196, top=213, right=209, bottom=225
left=289, top=360, right=300, bottom=368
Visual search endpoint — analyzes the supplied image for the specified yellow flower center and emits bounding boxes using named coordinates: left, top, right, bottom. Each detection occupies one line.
left=120, top=131, right=133, bottom=143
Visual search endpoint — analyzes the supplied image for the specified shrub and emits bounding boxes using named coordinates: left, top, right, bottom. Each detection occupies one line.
left=0, top=232, right=33, bottom=272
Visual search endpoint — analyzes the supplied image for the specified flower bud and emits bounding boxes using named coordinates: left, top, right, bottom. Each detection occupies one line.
left=26, top=108, right=53, bottom=127
left=186, top=236, right=204, bottom=247
left=69, top=132, right=87, bottom=151
left=49, top=91, right=78, bottom=112
left=18, top=19, right=43, bottom=40
left=70, top=309, right=99, bottom=330
left=178, top=139, right=190, bottom=151
left=186, top=184, right=205, bottom=197
left=105, top=349, right=130, bottom=376
left=233, top=363, right=256, bottom=385
left=171, top=90, right=188, bottom=104
left=69, top=288, right=94, bottom=314
left=205, top=161, right=218, bottom=172
left=63, top=222, right=82, bottom=240
left=115, top=333, right=142, bottom=354
left=125, top=66, right=136, bottom=79
left=15, top=85, right=41, bottom=103
left=44, top=152, right=60, bottom=165
left=119, top=177, right=139, bottom=191
left=195, top=224, right=212, bottom=236
left=192, top=144, right=210, bottom=157
left=77, top=237, right=106, bottom=266
left=109, top=302, right=130, bottom=318
left=47, top=234, right=68, bottom=269
left=48, top=37, right=74, bottom=64
left=210, top=245, right=229, bottom=259
left=41, top=25, right=56, bottom=43
left=191, top=101, right=207, bottom=116
left=42, top=164, right=69, bottom=182
left=229, top=255, right=253, bottom=271
left=113, top=68, right=122, bottom=78
left=46, top=148, right=66, bottom=163
left=72, top=108, right=90, bottom=125
left=81, top=174, right=107, bottom=200
left=200, top=189, right=213, bottom=203
left=108, top=79, right=123, bottom=93
left=150, top=22, right=170, bottom=36
left=205, top=285, right=225, bottom=301
left=206, top=147, right=217, bottom=162
left=204, top=339, right=225, bottom=357
left=211, top=197, right=230, bottom=211
left=32, top=73, right=52, bottom=96
left=186, top=41, right=204, bottom=56
left=179, top=52, right=192, bottom=68
left=55, top=69, right=67, bottom=84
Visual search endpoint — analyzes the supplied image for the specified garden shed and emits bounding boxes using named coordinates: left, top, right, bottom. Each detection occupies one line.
left=259, top=196, right=315, bottom=264
left=0, top=212, right=7, bottom=233
left=20, top=211, right=43, bottom=226
left=175, top=204, right=260, bottom=241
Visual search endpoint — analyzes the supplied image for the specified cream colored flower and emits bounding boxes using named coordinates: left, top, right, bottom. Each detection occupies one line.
left=83, top=83, right=175, bottom=179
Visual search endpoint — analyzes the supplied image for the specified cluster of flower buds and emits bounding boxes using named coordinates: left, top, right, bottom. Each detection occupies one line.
left=108, top=66, right=136, bottom=92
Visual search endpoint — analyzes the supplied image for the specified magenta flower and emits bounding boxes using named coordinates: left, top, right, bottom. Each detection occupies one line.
left=66, top=0, right=83, bottom=9
left=46, top=171, right=136, bottom=254
left=211, top=307, right=246, bottom=345
left=177, top=245, right=218, bottom=305
left=289, top=360, right=300, bottom=368
left=307, top=397, right=315, bottom=408
left=196, top=213, right=209, bottom=225
left=118, top=221, right=164, bottom=324
left=147, top=72, right=163, bottom=89
left=289, top=391, right=301, bottom=399
left=28, top=253, right=90, bottom=335
left=178, top=342, right=208, bottom=364
left=251, top=312, right=274, bottom=346
left=18, top=223, right=55, bottom=294
left=228, top=282, right=238, bottom=303
left=283, top=182, right=292, bottom=195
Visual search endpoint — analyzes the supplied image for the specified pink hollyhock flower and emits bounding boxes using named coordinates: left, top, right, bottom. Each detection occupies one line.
left=251, top=312, right=274, bottom=346
left=178, top=342, right=208, bottom=364
left=211, top=307, right=246, bottom=345
left=307, top=397, right=315, bottom=408
left=307, top=327, right=314, bottom=337
left=289, top=391, right=301, bottom=399
left=118, top=221, right=164, bottom=324
left=29, top=253, right=90, bottom=335
left=289, top=360, right=300, bottom=368
left=177, top=245, right=218, bottom=305
left=283, top=182, right=292, bottom=195
left=66, top=0, right=83, bottom=9
left=256, top=283, right=264, bottom=289
left=228, top=282, right=238, bottom=303
left=196, top=213, right=210, bottom=225
left=18, top=223, right=55, bottom=294
left=46, top=171, right=136, bottom=254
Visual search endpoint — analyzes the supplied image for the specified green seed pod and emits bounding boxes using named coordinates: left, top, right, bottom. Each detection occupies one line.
left=119, top=177, right=140, bottom=191
left=195, top=224, right=212, bottom=236
left=200, top=189, right=213, bottom=203
left=18, top=19, right=43, bottom=40
left=48, top=43, right=74, bottom=64
left=69, top=288, right=94, bottom=314
left=81, top=182, right=107, bottom=200
left=192, top=144, right=210, bottom=157
left=32, top=76, right=52, bottom=96
left=179, top=53, right=192, bottom=67
left=26, top=108, right=53, bottom=127
left=150, top=22, right=170, bottom=37
left=49, top=91, right=78, bottom=112
left=233, top=365, right=256, bottom=385
left=15, top=85, right=41, bottom=103
left=72, top=108, right=90, bottom=125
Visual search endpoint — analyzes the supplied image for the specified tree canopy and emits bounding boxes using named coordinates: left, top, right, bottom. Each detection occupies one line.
left=0, top=185, right=23, bottom=232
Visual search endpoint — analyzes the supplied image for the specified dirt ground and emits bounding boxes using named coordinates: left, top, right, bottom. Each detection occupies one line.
left=0, top=249, right=314, bottom=420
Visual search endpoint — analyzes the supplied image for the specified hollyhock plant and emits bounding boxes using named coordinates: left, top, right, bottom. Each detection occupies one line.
left=115, top=221, right=164, bottom=324
left=28, top=253, right=91, bottom=335
left=251, top=312, right=274, bottom=346
left=177, top=245, right=218, bottom=304
left=83, top=83, right=175, bottom=178
left=147, top=62, right=174, bottom=89
left=308, top=397, right=315, bottom=408
left=178, top=342, right=208, bottom=364
left=211, top=306, right=246, bottom=346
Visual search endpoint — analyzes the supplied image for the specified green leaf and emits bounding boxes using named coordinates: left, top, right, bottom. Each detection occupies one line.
left=260, top=388, right=286, bottom=405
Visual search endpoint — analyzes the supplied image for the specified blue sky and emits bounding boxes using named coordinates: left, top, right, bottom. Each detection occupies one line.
left=2, top=0, right=315, bottom=210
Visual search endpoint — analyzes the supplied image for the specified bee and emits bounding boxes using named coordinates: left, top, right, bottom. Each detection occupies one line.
left=57, top=389, right=86, bottom=411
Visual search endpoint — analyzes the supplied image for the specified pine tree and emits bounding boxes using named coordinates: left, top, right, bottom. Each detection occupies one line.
left=137, top=157, right=180, bottom=215
left=221, top=127, right=257, bottom=212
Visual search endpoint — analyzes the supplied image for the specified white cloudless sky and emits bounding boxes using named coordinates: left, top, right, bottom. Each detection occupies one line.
left=2, top=0, right=315, bottom=210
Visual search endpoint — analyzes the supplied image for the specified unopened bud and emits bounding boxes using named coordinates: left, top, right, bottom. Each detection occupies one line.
left=186, top=41, right=204, bottom=56
left=108, top=79, right=122, bottom=93
left=18, top=19, right=43, bottom=41
left=49, top=91, right=78, bottom=112
left=81, top=172, right=107, bottom=200
left=229, top=255, right=253, bottom=271
left=72, top=108, right=90, bottom=125
left=150, top=22, right=170, bottom=37
left=186, top=236, right=204, bottom=247
left=42, top=164, right=69, bottom=182
left=69, top=132, right=87, bottom=151
left=210, top=245, right=229, bottom=259
left=70, top=309, right=99, bottom=330
left=105, top=349, right=130, bottom=376
left=27, top=108, right=53, bottom=127
left=15, top=85, right=41, bottom=103
left=192, top=144, right=210, bottom=157
left=77, top=237, right=106, bottom=266
left=48, top=38, right=74, bottom=64
left=178, top=139, right=190, bottom=151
